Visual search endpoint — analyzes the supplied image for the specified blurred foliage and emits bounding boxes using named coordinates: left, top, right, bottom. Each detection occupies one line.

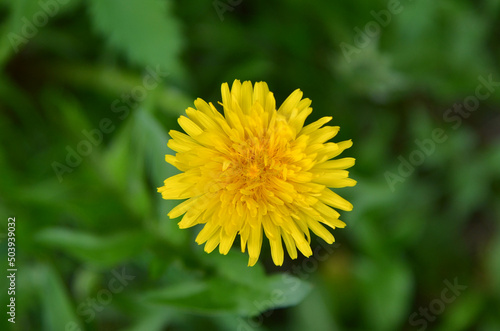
left=0, top=0, right=499, bottom=330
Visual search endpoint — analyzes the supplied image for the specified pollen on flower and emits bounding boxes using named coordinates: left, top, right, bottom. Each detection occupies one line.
left=158, top=80, right=356, bottom=267
left=246, top=163, right=260, bottom=178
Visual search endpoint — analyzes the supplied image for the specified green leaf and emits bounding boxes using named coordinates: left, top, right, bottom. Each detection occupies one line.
left=129, top=108, right=190, bottom=246
left=102, top=113, right=152, bottom=218
left=289, top=287, right=339, bottom=331
left=35, top=263, right=83, bottom=331
left=487, top=233, right=500, bottom=296
left=133, top=109, right=176, bottom=186
left=335, top=42, right=408, bottom=102
left=88, top=0, right=182, bottom=76
left=36, top=228, right=149, bottom=266
left=102, top=119, right=134, bottom=189
left=356, top=257, right=413, bottom=331
left=145, top=250, right=312, bottom=316
left=0, top=0, right=41, bottom=66
left=199, top=245, right=268, bottom=287
left=124, top=307, right=175, bottom=331
left=439, top=291, right=484, bottom=331
left=0, top=0, right=80, bottom=67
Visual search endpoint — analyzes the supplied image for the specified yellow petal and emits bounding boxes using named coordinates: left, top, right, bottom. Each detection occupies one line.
left=328, top=178, right=357, bottom=188
left=253, top=81, right=270, bottom=107
left=220, top=81, right=233, bottom=113
left=204, top=232, right=221, bottom=253
left=169, top=197, right=198, bottom=219
left=324, top=140, right=353, bottom=160
left=196, top=221, right=220, bottom=244
left=308, top=126, right=340, bottom=144
left=178, top=116, right=203, bottom=137
left=158, top=173, right=195, bottom=200
left=314, top=202, right=341, bottom=220
left=262, top=214, right=280, bottom=240
left=240, top=80, right=253, bottom=113
left=313, top=170, right=350, bottom=186
left=320, top=218, right=346, bottom=229
left=270, top=236, right=284, bottom=266
left=314, top=157, right=356, bottom=170
left=178, top=206, right=205, bottom=228
left=300, top=116, right=332, bottom=136
left=306, top=219, right=335, bottom=244
left=282, top=231, right=298, bottom=260
left=247, top=224, right=263, bottom=266
left=318, top=189, right=353, bottom=211
left=287, top=219, right=312, bottom=257
left=278, top=89, right=303, bottom=118
left=219, top=229, right=237, bottom=255
left=186, top=108, right=220, bottom=131
left=240, top=222, right=250, bottom=253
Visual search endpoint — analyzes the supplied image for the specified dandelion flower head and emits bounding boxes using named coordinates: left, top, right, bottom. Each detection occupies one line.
left=158, top=80, right=356, bottom=266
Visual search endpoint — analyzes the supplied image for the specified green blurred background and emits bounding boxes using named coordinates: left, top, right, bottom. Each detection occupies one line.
left=1, top=0, right=499, bottom=330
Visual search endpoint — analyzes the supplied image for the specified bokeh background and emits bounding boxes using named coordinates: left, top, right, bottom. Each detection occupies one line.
left=1, top=0, right=500, bottom=330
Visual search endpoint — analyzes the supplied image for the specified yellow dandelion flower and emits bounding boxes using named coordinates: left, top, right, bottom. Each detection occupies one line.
left=158, top=80, right=356, bottom=266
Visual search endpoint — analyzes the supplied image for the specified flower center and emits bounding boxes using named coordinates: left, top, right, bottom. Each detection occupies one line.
left=213, top=119, right=298, bottom=215
left=246, top=163, right=261, bottom=178
left=231, top=136, right=275, bottom=185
